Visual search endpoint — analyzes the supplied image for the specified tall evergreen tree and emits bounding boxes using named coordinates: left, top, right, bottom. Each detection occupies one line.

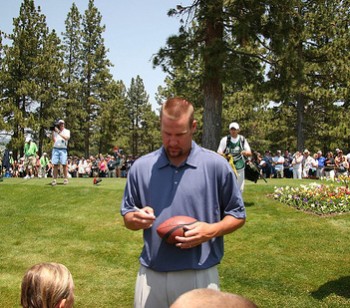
left=264, top=0, right=350, bottom=151
left=80, top=0, right=112, bottom=157
left=1, top=0, right=48, bottom=156
left=126, top=75, right=153, bottom=156
left=93, top=80, right=128, bottom=155
left=0, top=32, right=7, bottom=133
left=155, top=1, right=265, bottom=150
left=154, top=1, right=226, bottom=150
left=35, top=28, right=64, bottom=155
left=61, top=3, right=84, bottom=156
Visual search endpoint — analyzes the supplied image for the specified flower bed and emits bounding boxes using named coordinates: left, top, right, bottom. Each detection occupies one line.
left=273, top=182, right=350, bottom=215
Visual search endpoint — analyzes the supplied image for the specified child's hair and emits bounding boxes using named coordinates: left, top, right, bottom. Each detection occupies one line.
left=21, top=262, right=74, bottom=308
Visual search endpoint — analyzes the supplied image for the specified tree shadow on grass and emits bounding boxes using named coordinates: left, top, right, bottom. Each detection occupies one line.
left=311, top=276, right=350, bottom=300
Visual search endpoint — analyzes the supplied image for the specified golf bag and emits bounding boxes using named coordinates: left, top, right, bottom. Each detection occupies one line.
left=245, top=160, right=262, bottom=183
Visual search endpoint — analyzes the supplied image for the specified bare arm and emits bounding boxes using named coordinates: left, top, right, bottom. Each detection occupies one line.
left=175, top=215, right=245, bottom=249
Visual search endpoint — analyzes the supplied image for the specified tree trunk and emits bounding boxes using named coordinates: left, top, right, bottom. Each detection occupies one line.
left=296, top=93, right=305, bottom=152
left=201, top=0, right=224, bottom=150
left=202, top=81, right=222, bottom=150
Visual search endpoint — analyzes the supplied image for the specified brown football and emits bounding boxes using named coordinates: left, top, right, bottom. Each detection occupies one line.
left=156, top=215, right=198, bottom=244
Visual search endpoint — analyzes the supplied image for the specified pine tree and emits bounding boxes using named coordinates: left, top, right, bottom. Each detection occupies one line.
left=264, top=0, right=350, bottom=151
left=126, top=75, right=154, bottom=156
left=80, top=0, right=112, bottom=157
left=0, top=32, right=7, bottom=133
left=155, top=1, right=265, bottom=150
left=93, top=80, right=128, bottom=155
left=35, top=28, right=64, bottom=155
left=1, top=0, right=49, bottom=156
left=61, top=3, right=84, bottom=156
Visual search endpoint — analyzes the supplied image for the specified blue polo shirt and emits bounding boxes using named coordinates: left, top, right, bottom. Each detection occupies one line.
left=317, top=156, right=326, bottom=168
left=120, top=141, right=246, bottom=272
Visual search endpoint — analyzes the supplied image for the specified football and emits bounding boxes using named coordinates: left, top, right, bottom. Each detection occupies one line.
left=156, top=215, right=198, bottom=244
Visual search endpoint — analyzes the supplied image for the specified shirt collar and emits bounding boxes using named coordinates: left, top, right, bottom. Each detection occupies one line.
left=157, top=141, right=199, bottom=169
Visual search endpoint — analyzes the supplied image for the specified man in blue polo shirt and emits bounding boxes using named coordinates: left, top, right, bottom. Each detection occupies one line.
left=121, top=97, right=246, bottom=308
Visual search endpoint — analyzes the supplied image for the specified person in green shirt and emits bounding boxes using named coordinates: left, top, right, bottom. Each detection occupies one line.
left=217, top=122, right=252, bottom=192
left=23, top=136, right=38, bottom=179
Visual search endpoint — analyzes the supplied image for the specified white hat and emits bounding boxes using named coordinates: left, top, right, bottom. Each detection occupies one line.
left=303, top=149, right=309, bottom=154
left=229, top=122, right=240, bottom=130
left=58, top=119, right=65, bottom=124
left=25, top=136, right=31, bottom=142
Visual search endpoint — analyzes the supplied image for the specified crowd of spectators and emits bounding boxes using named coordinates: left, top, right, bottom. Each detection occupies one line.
left=0, top=148, right=136, bottom=179
left=254, top=148, right=350, bottom=180
left=1, top=146, right=350, bottom=181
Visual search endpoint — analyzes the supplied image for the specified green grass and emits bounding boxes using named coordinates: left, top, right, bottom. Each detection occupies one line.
left=0, top=177, right=349, bottom=307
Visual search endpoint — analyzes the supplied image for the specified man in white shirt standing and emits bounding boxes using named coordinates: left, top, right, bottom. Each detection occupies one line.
left=217, top=122, right=252, bottom=192
left=273, top=150, right=285, bottom=178
left=51, top=119, right=71, bottom=186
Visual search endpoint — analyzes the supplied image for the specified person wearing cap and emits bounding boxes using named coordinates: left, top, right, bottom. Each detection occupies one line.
left=217, top=122, right=252, bottom=192
left=38, top=152, right=50, bottom=178
left=302, top=149, right=316, bottom=178
left=51, top=119, right=71, bottom=186
left=23, top=136, right=38, bottom=179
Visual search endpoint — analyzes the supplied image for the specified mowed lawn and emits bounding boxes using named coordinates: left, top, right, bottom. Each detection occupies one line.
left=0, top=177, right=349, bottom=307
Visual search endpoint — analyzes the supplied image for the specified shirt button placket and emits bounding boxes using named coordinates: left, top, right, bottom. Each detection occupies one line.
left=174, top=169, right=179, bottom=185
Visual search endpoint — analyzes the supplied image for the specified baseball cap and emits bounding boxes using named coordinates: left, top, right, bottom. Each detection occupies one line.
left=229, top=122, right=240, bottom=130
left=58, top=119, right=65, bottom=124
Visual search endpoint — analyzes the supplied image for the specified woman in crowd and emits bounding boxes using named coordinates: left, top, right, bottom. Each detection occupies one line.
left=98, top=155, right=108, bottom=177
left=335, top=150, right=349, bottom=176
left=78, top=157, right=87, bottom=178
left=291, top=151, right=303, bottom=179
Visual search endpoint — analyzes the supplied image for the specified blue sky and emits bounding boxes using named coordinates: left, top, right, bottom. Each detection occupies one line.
left=0, top=0, right=191, bottom=109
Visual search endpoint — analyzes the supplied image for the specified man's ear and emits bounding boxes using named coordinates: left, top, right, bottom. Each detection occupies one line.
left=192, top=120, right=197, bottom=132
left=57, top=299, right=66, bottom=308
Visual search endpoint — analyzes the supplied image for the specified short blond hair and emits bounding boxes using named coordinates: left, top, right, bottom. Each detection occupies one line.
left=160, top=97, right=194, bottom=126
left=21, top=262, right=74, bottom=308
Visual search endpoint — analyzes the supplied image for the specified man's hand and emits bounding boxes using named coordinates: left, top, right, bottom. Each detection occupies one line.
left=54, top=127, right=60, bottom=133
left=123, top=206, right=156, bottom=230
left=175, top=215, right=245, bottom=249
left=175, top=221, right=217, bottom=249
